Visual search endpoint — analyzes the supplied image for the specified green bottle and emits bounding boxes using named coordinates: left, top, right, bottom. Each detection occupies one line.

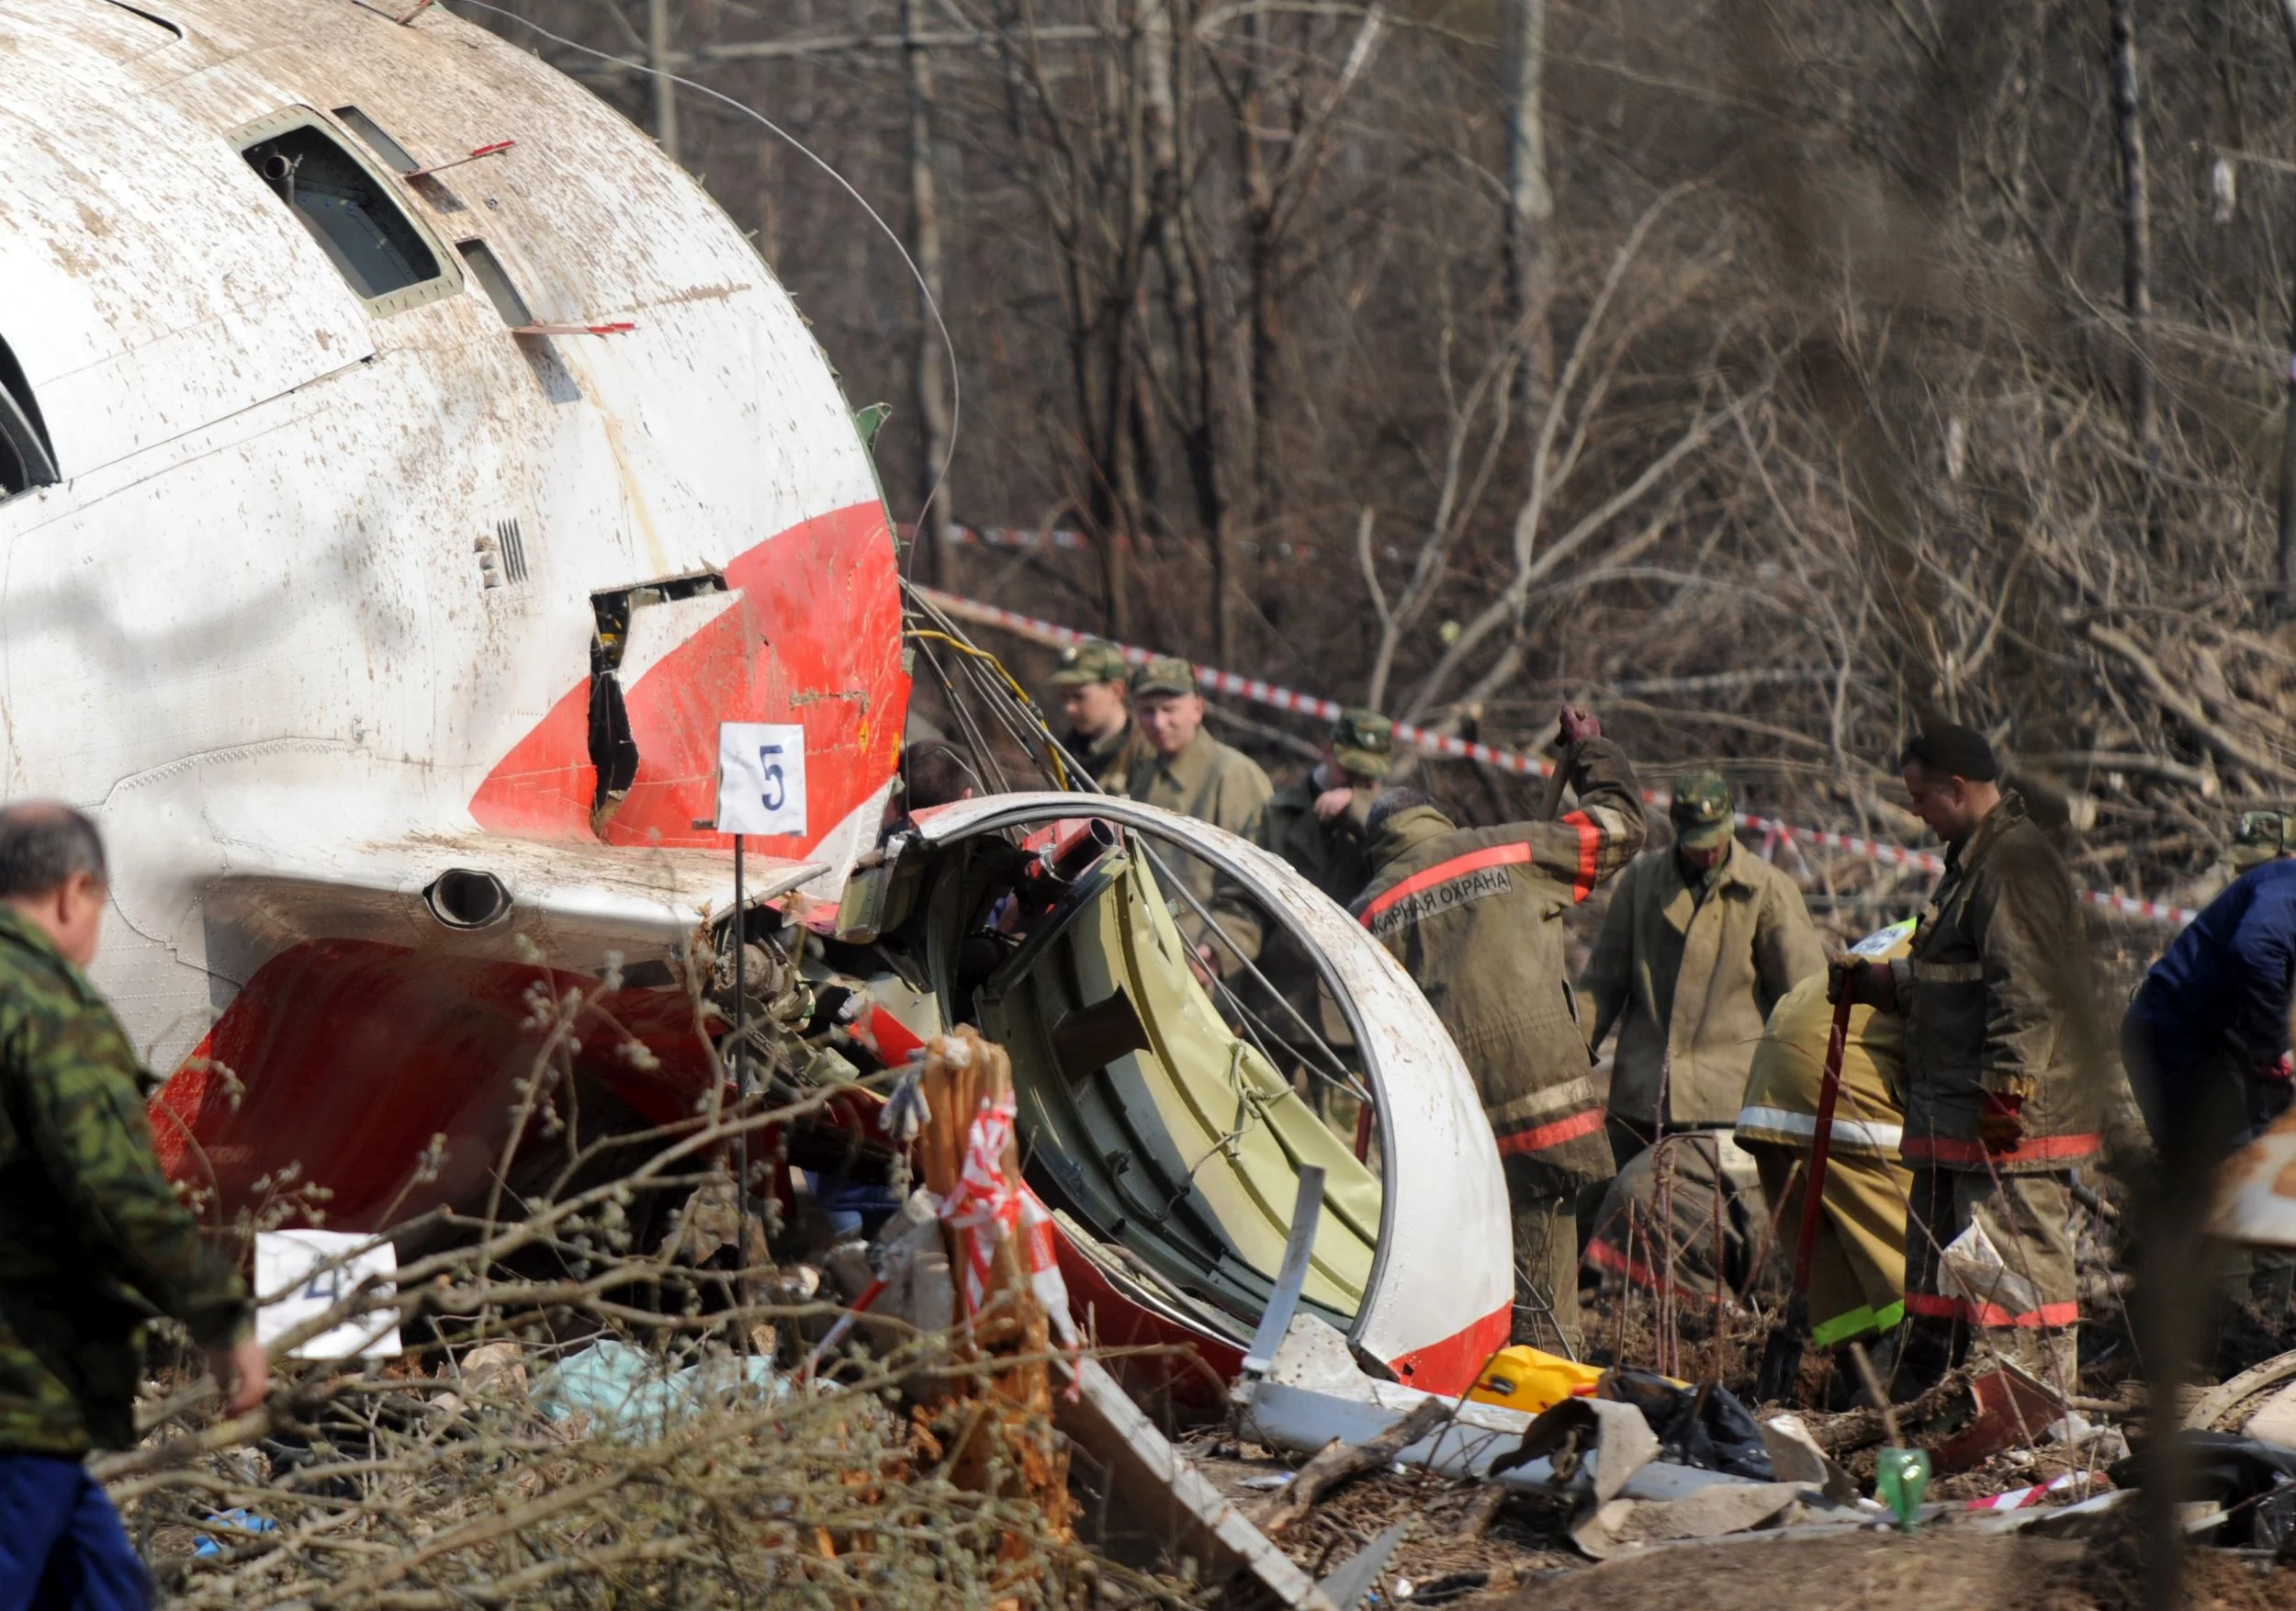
left=1875, top=1447, right=1931, bottom=1533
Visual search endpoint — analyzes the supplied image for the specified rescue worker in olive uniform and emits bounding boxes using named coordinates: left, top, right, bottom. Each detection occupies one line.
left=1256, top=709, right=1392, bottom=1099
left=1353, top=706, right=1646, bottom=1353
left=0, top=804, right=265, bottom=1605
left=1051, top=638, right=1153, bottom=794
left=1581, top=769, right=1826, bottom=1166
left=1126, top=655, right=1276, bottom=971
left=1832, top=725, right=2099, bottom=1391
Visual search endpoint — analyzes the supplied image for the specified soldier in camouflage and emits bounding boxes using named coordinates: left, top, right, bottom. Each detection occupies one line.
left=1352, top=706, right=1647, bottom=1353
left=1050, top=638, right=1152, bottom=794
left=0, top=804, right=263, bottom=1607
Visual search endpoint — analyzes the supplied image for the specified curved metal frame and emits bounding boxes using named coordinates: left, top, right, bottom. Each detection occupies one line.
left=908, top=791, right=1511, bottom=1371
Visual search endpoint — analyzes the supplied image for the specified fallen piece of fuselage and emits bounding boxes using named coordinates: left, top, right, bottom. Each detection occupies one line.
left=829, top=794, right=1514, bottom=1402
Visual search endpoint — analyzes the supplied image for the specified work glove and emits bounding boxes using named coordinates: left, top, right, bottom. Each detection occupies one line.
left=1557, top=704, right=1602, bottom=746
left=1978, top=1089, right=2027, bottom=1155
left=1825, top=953, right=1896, bottom=1011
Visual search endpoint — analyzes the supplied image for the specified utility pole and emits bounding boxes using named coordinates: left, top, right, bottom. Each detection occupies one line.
left=648, top=0, right=681, bottom=167
left=903, top=0, right=954, bottom=583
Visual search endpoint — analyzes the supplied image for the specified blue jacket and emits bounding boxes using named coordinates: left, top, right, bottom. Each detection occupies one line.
left=2125, top=860, right=2296, bottom=1146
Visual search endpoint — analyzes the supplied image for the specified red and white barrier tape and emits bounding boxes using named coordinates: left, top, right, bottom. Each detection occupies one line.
left=934, top=1090, right=1082, bottom=1346
left=915, top=587, right=2200, bottom=928
left=1964, top=1470, right=2099, bottom=1511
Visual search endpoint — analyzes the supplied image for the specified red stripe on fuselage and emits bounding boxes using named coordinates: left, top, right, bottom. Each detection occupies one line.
left=469, top=501, right=909, bottom=856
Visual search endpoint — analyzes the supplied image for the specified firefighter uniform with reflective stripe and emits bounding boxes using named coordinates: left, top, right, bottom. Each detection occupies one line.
left=1737, top=943, right=1914, bottom=1349
left=1889, top=790, right=2097, bottom=1381
left=1353, top=738, right=1647, bottom=1349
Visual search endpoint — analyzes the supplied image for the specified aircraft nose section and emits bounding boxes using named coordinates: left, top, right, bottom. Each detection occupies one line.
left=469, top=502, right=908, bottom=859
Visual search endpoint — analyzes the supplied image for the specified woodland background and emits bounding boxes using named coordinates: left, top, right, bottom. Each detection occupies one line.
left=469, top=0, right=2296, bottom=924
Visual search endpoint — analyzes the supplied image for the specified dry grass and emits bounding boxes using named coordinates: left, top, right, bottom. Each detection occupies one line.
left=112, top=952, right=1173, bottom=1609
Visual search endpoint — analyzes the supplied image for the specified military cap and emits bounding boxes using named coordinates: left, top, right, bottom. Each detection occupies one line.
left=1051, top=638, right=1131, bottom=688
left=2233, top=810, right=2296, bottom=871
left=1131, top=655, right=1199, bottom=700
left=1669, top=768, right=1736, bottom=851
left=1332, top=708, right=1394, bottom=778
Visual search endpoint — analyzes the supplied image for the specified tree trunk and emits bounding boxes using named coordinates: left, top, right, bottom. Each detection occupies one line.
left=2108, top=0, right=2156, bottom=478
left=647, top=0, right=680, bottom=167
left=1146, top=0, right=1231, bottom=659
left=2275, top=1, right=2296, bottom=614
left=1500, top=0, right=1553, bottom=411
left=903, top=0, right=955, bottom=585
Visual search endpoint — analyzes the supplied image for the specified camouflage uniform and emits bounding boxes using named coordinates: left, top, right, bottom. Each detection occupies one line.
left=1353, top=739, right=1647, bottom=1350
left=0, top=907, right=249, bottom=1453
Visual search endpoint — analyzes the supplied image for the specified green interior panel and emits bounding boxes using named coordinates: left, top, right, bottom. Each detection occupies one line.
left=976, top=851, right=1381, bottom=1330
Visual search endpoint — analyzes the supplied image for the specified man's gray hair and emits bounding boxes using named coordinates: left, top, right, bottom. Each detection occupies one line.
left=0, top=803, right=107, bottom=897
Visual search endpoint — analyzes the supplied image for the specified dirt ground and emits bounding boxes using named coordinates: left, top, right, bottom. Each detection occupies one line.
left=1196, top=1438, right=2296, bottom=1608
left=1496, top=1527, right=2296, bottom=1611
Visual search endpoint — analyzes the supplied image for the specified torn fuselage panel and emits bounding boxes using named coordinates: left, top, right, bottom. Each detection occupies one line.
left=586, top=572, right=728, bottom=828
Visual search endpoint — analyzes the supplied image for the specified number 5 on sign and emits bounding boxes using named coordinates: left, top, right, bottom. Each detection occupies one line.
left=716, top=722, right=807, bottom=836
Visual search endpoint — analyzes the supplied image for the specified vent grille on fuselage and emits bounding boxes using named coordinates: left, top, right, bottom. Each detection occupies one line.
left=498, top=518, right=529, bottom=583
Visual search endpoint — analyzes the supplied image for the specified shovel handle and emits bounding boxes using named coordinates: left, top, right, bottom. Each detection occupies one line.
left=1787, top=987, right=1856, bottom=1302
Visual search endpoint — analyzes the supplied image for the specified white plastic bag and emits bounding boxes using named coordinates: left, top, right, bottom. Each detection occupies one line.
left=1941, top=1218, right=2042, bottom=1321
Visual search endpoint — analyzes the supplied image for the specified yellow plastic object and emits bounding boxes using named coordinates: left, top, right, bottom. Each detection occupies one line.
left=1467, top=1346, right=1605, bottom=1414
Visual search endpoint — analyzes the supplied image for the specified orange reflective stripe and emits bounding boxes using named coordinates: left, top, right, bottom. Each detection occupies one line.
left=1560, top=809, right=1600, bottom=902
left=1902, top=1132, right=2099, bottom=1166
left=1585, top=1234, right=1689, bottom=1300
left=1358, top=841, right=1533, bottom=927
left=1495, top=1107, right=1606, bottom=1155
left=1905, top=1290, right=2078, bottom=1328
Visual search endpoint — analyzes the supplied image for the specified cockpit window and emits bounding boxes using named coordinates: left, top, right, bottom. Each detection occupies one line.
left=0, top=336, right=58, bottom=498
left=238, top=113, right=457, bottom=315
left=330, top=107, right=417, bottom=175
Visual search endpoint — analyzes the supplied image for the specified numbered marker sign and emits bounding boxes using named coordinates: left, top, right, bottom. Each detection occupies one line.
left=254, top=1229, right=402, bottom=1360
left=716, top=722, right=807, bottom=837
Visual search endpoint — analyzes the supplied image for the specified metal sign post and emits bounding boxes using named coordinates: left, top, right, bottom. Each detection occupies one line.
left=715, top=723, right=808, bottom=1341
left=731, top=828, right=746, bottom=1290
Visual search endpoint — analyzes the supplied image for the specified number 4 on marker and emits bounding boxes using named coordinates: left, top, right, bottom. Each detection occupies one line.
left=759, top=743, right=786, bottom=812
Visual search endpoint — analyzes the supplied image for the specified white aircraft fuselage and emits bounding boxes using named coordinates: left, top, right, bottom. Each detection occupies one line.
left=0, top=0, right=1516, bottom=1398
left=0, top=0, right=907, bottom=1222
